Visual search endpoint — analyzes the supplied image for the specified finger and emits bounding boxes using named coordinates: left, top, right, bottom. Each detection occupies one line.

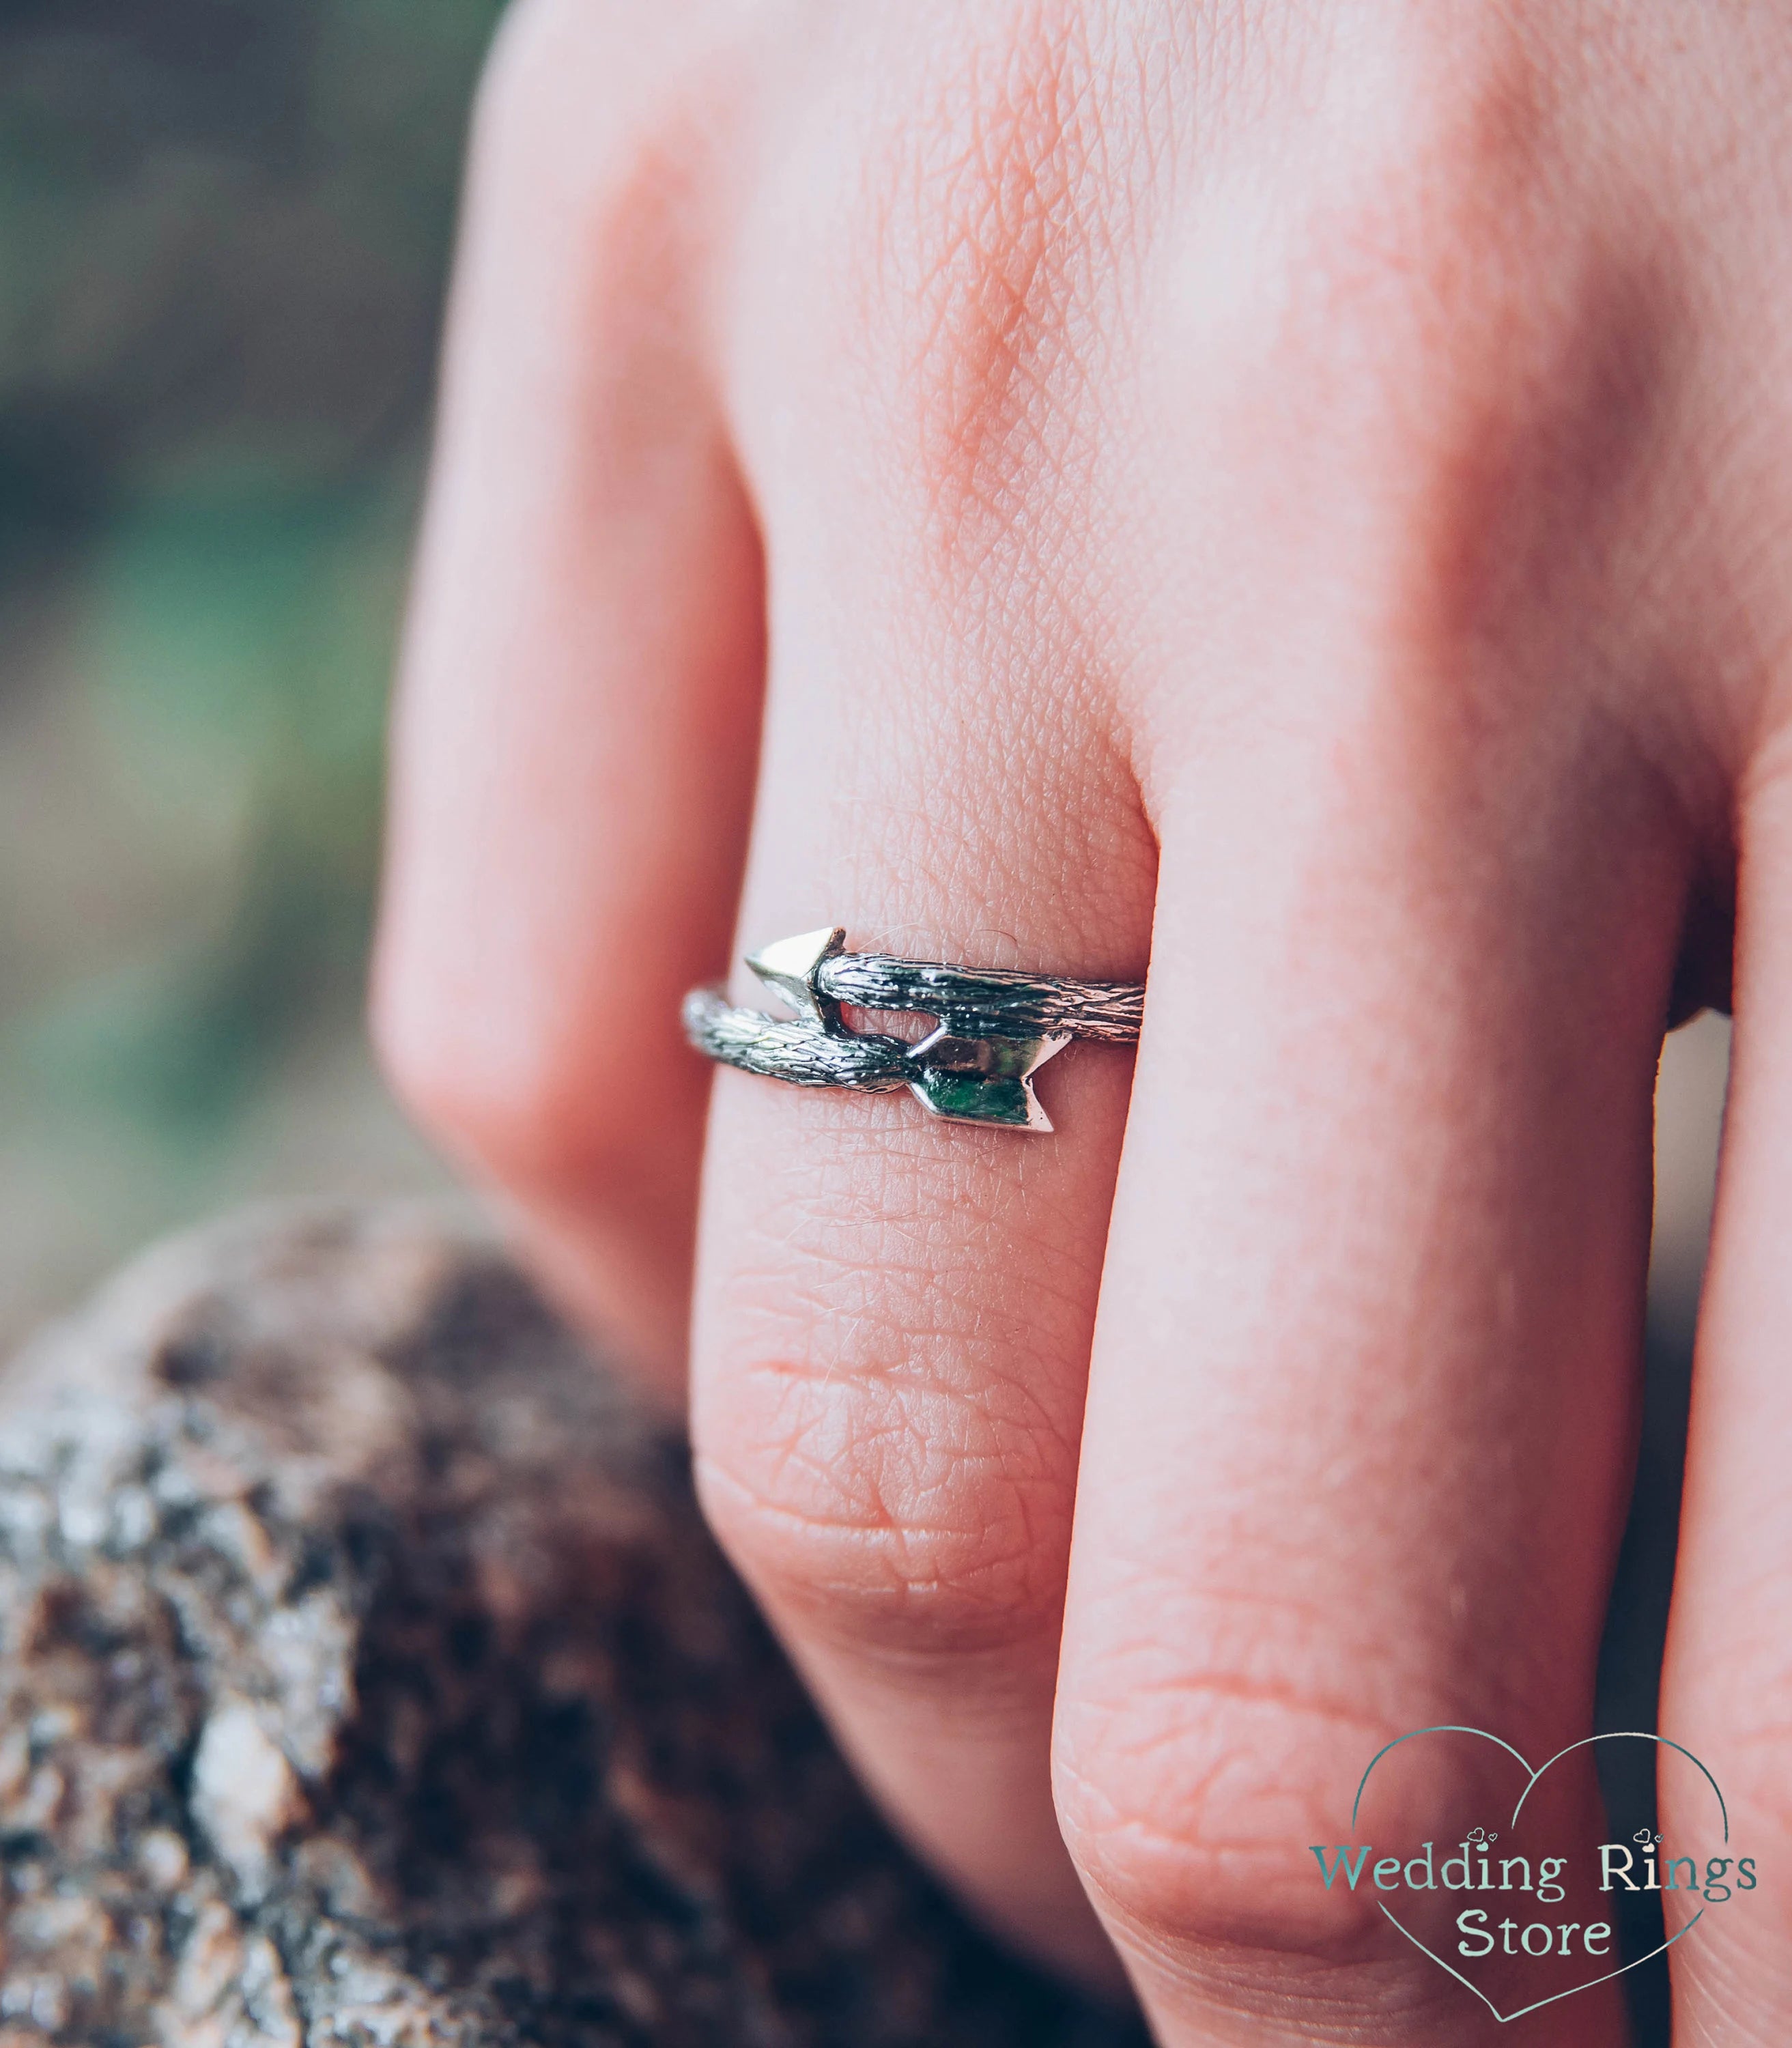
left=1054, top=722, right=1686, bottom=2042
left=689, top=707, right=1154, bottom=1989
left=1658, top=765, right=1792, bottom=2034
left=682, top=18, right=1161, bottom=1989
left=371, top=3, right=763, bottom=1393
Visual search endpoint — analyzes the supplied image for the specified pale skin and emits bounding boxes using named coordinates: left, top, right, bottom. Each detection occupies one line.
left=373, top=3, right=1792, bottom=2040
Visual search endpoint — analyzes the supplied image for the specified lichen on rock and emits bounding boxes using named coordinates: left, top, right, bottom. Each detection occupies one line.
left=0, top=1205, right=1143, bottom=2047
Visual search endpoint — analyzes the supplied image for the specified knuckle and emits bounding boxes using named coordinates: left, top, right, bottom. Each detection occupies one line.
left=369, top=960, right=629, bottom=1199
left=366, top=943, right=460, bottom=1149
left=1303, top=10, right=1566, bottom=304
left=1053, top=1665, right=1393, bottom=1963
left=832, top=10, right=1118, bottom=572
left=468, top=0, right=621, bottom=171
left=472, top=0, right=697, bottom=159
left=694, top=1359, right=1070, bottom=1664
left=469, top=0, right=755, bottom=286
left=1281, top=32, right=1648, bottom=537
left=1150, top=15, right=1673, bottom=773
left=1051, top=1668, right=1488, bottom=2034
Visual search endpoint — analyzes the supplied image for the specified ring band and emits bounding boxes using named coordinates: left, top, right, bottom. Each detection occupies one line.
left=683, top=926, right=1143, bottom=1133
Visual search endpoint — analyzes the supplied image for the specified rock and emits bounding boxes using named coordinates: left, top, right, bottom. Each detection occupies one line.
left=0, top=1205, right=1143, bottom=2048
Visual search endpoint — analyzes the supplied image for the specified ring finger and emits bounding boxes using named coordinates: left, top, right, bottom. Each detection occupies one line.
left=688, top=426, right=1154, bottom=1993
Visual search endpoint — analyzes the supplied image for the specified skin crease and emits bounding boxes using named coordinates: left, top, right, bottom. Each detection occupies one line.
left=373, top=2, right=1792, bottom=2041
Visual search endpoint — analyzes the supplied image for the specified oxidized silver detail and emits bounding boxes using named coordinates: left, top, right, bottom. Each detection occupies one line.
left=682, top=926, right=1143, bottom=1133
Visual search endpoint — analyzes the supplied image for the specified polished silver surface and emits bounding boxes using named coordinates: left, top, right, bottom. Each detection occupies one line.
left=683, top=926, right=1143, bottom=1133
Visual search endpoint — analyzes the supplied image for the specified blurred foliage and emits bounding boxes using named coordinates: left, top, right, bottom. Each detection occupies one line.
left=0, top=0, right=501, bottom=559
left=0, top=0, right=503, bottom=1326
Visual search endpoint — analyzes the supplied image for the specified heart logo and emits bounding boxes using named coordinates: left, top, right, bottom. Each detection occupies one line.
left=1349, top=1726, right=1728, bottom=2024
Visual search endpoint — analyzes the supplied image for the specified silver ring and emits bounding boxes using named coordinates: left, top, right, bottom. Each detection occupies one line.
left=683, top=926, right=1143, bottom=1133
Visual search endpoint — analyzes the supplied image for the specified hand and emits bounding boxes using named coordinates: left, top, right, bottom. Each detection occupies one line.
left=373, top=3, right=1791, bottom=2039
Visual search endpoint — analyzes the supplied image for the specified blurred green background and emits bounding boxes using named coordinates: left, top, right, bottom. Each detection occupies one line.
left=0, top=0, right=508, bottom=1348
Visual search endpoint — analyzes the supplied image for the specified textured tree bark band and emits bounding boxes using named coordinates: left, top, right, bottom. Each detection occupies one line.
left=683, top=926, right=1144, bottom=1133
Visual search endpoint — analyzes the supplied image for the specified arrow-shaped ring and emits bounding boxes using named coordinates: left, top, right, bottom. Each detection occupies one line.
left=683, top=927, right=1144, bottom=1133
